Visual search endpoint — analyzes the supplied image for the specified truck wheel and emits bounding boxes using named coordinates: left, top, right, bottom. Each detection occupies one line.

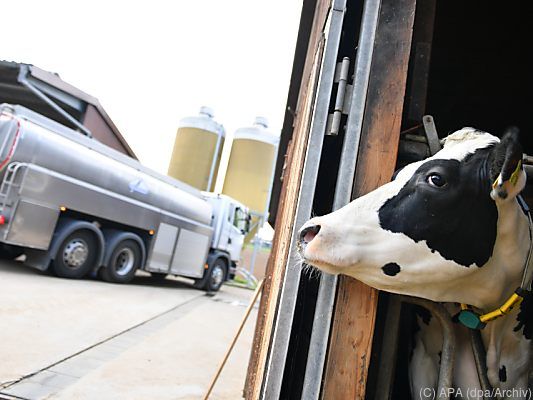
left=101, top=240, right=141, bottom=284
left=53, top=230, right=99, bottom=279
left=194, top=258, right=227, bottom=292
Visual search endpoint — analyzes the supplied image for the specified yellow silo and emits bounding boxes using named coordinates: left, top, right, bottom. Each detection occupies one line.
left=167, top=107, right=225, bottom=191
left=222, top=117, right=279, bottom=241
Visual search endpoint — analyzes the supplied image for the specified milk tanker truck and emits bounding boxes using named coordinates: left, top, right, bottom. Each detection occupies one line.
left=0, top=104, right=251, bottom=291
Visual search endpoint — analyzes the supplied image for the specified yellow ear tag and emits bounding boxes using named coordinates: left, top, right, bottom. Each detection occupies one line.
left=492, top=175, right=502, bottom=189
left=492, top=160, right=522, bottom=190
left=509, top=160, right=522, bottom=186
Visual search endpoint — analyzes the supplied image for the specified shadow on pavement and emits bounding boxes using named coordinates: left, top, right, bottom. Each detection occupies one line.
left=129, top=273, right=196, bottom=290
left=0, top=258, right=198, bottom=291
left=0, top=258, right=52, bottom=277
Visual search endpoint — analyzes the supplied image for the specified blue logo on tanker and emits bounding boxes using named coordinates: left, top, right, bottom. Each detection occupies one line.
left=128, top=179, right=150, bottom=195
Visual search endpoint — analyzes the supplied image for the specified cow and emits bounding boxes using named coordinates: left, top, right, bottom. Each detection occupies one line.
left=298, top=127, right=532, bottom=399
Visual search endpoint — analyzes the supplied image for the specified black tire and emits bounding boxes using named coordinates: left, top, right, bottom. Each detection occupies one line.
left=100, top=239, right=141, bottom=284
left=52, top=230, right=99, bottom=279
left=150, top=272, right=168, bottom=281
left=194, top=258, right=227, bottom=292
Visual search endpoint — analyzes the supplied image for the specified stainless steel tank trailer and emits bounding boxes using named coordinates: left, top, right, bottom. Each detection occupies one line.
left=0, top=104, right=251, bottom=292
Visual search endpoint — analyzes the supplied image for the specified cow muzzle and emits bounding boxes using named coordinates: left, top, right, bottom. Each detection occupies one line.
left=297, top=220, right=344, bottom=274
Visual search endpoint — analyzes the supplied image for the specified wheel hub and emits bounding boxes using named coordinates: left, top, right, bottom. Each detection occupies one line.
left=114, top=248, right=135, bottom=276
left=63, top=239, right=89, bottom=268
left=211, top=265, right=224, bottom=288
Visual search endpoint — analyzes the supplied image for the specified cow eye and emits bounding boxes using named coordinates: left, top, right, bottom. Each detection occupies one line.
left=427, top=173, right=446, bottom=187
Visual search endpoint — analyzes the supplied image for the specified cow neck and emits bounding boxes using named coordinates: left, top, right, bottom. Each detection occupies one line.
left=458, top=195, right=533, bottom=330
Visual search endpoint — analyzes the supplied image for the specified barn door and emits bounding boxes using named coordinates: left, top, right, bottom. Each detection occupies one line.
left=321, top=0, right=417, bottom=398
left=245, top=1, right=346, bottom=398
left=244, top=1, right=347, bottom=398
left=246, top=0, right=417, bottom=398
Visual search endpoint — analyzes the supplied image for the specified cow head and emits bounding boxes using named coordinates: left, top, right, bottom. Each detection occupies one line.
left=299, top=128, right=527, bottom=308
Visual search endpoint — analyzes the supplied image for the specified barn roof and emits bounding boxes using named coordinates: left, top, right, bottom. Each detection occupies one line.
left=0, top=60, right=137, bottom=159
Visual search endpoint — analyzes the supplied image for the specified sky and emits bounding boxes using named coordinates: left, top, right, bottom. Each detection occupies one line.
left=2, top=0, right=303, bottom=189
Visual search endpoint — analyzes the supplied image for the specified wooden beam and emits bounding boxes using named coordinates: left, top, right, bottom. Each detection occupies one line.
left=244, top=2, right=331, bottom=398
left=322, top=0, right=417, bottom=398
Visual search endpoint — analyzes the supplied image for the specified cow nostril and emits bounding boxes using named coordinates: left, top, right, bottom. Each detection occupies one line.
left=300, top=225, right=321, bottom=244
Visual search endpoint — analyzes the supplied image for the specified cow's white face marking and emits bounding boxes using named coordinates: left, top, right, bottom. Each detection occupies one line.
left=299, top=128, right=528, bottom=309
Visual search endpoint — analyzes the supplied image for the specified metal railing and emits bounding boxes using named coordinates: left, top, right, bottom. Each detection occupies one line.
left=371, top=295, right=456, bottom=400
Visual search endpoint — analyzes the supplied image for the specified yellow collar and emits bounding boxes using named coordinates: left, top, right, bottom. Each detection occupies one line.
left=458, top=290, right=525, bottom=330
left=458, top=191, right=532, bottom=330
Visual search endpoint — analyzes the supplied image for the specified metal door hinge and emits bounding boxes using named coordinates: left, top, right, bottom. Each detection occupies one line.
left=326, top=57, right=352, bottom=136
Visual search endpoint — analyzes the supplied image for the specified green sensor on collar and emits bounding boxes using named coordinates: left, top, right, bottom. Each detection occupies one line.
left=458, top=310, right=486, bottom=330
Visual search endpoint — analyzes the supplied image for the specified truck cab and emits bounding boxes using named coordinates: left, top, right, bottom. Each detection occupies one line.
left=202, top=192, right=250, bottom=282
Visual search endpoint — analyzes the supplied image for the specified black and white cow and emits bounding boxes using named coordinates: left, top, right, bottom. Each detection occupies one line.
left=299, top=128, right=532, bottom=398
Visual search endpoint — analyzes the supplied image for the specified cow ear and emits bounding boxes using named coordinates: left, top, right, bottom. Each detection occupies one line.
left=489, top=127, right=525, bottom=201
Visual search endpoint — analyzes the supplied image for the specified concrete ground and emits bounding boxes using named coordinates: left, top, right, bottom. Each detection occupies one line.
left=0, top=259, right=257, bottom=400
